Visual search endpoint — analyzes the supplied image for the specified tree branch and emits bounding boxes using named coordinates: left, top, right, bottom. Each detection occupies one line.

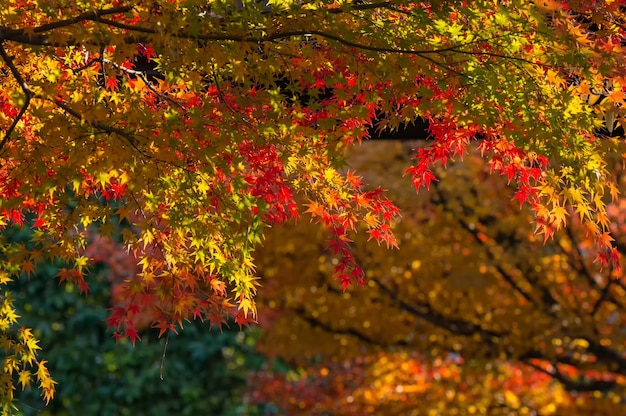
left=288, top=304, right=405, bottom=347
left=561, top=225, right=603, bottom=291
left=102, top=58, right=186, bottom=111
left=584, top=339, right=626, bottom=373
left=0, top=44, right=33, bottom=152
left=50, top=98, right=144, bottom=153
left=32, top=5, right=133, bottom=34
left=1, top=13, right=536, bottom=80
left=591, top=279, right=616, bottom=316
left=522, top=359, right=618, bottom=392
left=431, top=182, right=541, bottom=308
left=0, top=6, right=132, bottom=46
left=371, top=276, right=502, bottom=341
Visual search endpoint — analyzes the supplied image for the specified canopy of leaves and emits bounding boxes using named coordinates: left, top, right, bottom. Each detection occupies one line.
left=1, top=0, right=626, bottom=411
left=250, top=141, right=626, bottom=415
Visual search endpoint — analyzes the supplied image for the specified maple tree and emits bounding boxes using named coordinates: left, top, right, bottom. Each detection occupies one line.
left=1, top=0, right=626, bottom=411
left=250, top=141, right=626, bottom=415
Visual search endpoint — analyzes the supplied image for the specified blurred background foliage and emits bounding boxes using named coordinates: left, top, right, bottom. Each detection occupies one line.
left=5, top=224, right=267, bottom=416
left=250, top=141, right=626, bottom=415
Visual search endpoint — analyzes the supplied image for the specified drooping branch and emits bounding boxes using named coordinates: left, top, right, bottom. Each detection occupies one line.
left=591, top=279, right=617, bottom=316
left=585, top=339, right=626, bottom=374
left=561, top=225, right=603, bottom=291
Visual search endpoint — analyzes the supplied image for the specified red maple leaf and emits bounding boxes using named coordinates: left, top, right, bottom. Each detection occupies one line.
left=234, top=311, right=256, bottom=330
left=105, top=77, right=119, bottom=91
left=125, top=326, right=141, bottom=347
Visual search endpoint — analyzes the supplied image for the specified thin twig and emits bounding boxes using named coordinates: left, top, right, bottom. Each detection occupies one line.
left=212, top=69, right=256, bottom=130
left=51, top=98, right=138, bottom=145
left=160, top=331, right=170, bottom=380
left=103, top=58, right=186, bottom=111
left=71, top=57, right=100, bottom=73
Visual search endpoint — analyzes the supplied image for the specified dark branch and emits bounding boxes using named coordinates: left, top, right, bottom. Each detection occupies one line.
left=1, top=11, right=537, bottom=80
left=32, top=5, right=133, bottom=34
left=0, top=6, right=133, bottom=46
left=591, top=279, right=616, bottom=316
left=562, top=225, right=603, bottom=292
left=371, top=277, right=502, bottom=341
left=522, top=359, right=618, bottom=392
left=431, top=182, right=541, bottom=308
left=50, top=99, right=142, bottom=153
left=0, top=44, right=33, bottom=152
left=326, top=1, right=397, bottom=14
left=585, top=339, right=626, bottom=373
left=289, top=304, right=407, bottom=347
left=102, top=58, right=186, bottom=111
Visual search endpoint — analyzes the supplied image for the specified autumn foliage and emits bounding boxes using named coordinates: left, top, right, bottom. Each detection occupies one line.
left=1, top=0, right=626, bottom=411
left=251, top=142, right=626, bottom=415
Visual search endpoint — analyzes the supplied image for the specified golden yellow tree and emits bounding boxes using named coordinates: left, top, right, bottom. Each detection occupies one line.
left=251, top=141, right=626, bottom=415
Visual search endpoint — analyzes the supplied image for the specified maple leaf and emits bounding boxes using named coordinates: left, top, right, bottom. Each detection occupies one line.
left=152, top=321, right=177, bottom=338
left=36, top=360, right=56, bottom=405
left=234, top=310, right=256, bottom=330
left=367, top=228, right=382, bottom=242
left=21, top=261, right=36, bottom=278
left=304, top=201, right=326, bottom=219
left=105, top=77, right=119, bottom=91
left=18, top=370, right=31, bottom=390
left=597, top=231, right=614, bottom=249
left=208, top=312, right=228, bottom=332
left=551, top=205, right=569, bottom=230
left=125, top=326, right=141, bottom=347
left=512, top=186, right=535, bottom=208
